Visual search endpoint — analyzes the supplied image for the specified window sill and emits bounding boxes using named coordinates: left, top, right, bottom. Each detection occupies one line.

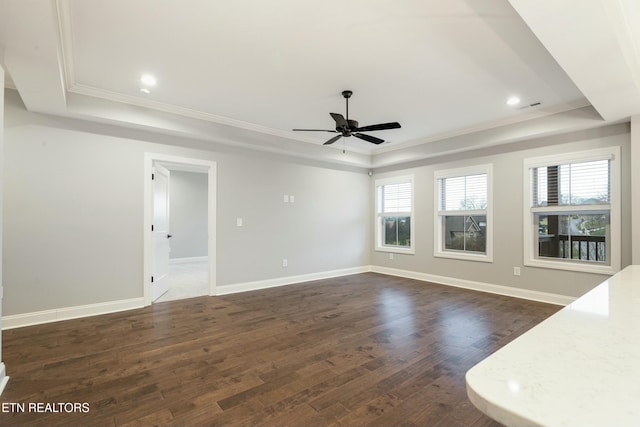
left=434, top=250, right=492, bottom=263
left=524, top=258, right=618, bottom=275
left=375, top=246, right=415, bottom=255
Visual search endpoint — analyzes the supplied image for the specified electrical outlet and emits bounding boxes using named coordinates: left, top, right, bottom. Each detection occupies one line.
left=282, top=259, right=288, bottom=268
left=389, top=253, right=394, bottom=260
left=236, top=218, right=243, bottom=227
left=513, top=267, right=521, bottom=276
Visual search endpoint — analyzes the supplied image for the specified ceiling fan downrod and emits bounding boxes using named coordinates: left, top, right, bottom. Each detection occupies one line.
left=342, top=90, right=352, bottom=122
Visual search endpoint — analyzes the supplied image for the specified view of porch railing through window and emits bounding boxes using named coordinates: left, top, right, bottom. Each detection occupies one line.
left=539, top=234, right=606, bottom=262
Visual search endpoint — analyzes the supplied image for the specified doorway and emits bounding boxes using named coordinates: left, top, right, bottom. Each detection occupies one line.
left=144, top=153, right=217, bottom=305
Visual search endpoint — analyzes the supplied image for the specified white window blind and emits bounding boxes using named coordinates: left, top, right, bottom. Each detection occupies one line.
left=382, top=182, right=412, bottom=213
left=375, top=176, right=414, bottom=253
left=523, top=147, right=620, bottom=275
left=440, top=174, right=487, bottom=211
left=434, top=165, right=492, bottom=262
left=531, top=159, right=610, bottom=207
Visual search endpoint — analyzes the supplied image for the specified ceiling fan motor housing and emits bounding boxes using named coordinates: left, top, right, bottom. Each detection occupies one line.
left=339, top=119, right=359, bottom=135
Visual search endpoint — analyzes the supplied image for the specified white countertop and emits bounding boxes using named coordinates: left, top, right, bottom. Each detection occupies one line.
left=466, top=265, right=640, bottom=427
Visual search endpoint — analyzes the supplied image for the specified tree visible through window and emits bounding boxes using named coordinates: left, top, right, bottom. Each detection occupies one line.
left=524, top=147, right=620, bottom=274
left=531, top=160, right=610, bottom=263
left=435, top=165, right=492, bottom=262
left=375, top=177, right=413, bottom=252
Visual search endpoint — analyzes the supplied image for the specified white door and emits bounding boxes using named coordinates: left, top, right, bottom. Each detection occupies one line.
left=152, top=164, right=171, bottom=301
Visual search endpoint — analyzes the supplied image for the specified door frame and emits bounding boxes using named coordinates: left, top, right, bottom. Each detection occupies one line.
left=143, top=152, right=217, bottom=305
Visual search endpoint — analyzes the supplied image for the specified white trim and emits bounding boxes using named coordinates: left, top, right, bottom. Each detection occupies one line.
left=2, top=298, right=146, bottom=330
left=434, top=164, right=493, bottom=180
left=523, top=257, right=616, bottom=275
left=216, top=264, right=574, bottom=306
left=434, top=164, right=493, bottom=262
left=158, top=162, right=209, bottom=174
left=631, top=116, right=640, bottom=264
left=169, top=256, right=208, bottom=265
left=523, top=146, right=616, bottom=169
left=374, top=175, right=415, bottom=254
left=374, top=246, right=414, bottom=255
left=522, top=146, right=620, bottom=275
left=438, top=209, right=487, bottom=216
left=372, top=99, right=592, bottom=156
left=433, top=250, right=493, bottom=263
left=0, top=266, right=575, bottom=333
left=371, top=266, right=575, bottom=306
left=0, top=363, right=8, bottom=396
left=374, top=174, right=415, bottom=187
left=144, top=153, right=217, bottom=305
left=530, top=205, right=610, bottom=214
left=215, top=267, right=370, bottom=296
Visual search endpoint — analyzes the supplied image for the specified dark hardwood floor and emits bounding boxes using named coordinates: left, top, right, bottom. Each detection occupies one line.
left=0, top=273, right=560, bottom=426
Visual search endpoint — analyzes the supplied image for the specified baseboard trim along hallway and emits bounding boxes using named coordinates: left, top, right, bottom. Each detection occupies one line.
left=2, top=297, right=146, bottom=330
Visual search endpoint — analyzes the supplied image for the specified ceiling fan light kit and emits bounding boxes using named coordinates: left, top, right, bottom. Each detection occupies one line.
left=292, top=90, right=401, bottom=148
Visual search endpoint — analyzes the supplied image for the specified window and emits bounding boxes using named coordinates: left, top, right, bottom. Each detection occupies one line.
left=523, top=147, right=620, bottom=274
left=434, top=165, right=493, bottom=262
left=375, top=175, right=414, bottom=253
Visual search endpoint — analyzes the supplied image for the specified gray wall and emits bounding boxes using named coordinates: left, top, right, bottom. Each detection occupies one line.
left=371, top=123, right=631, bottom=298
left=2, top=87, right=632, bottom=318
left=169, top=171, right=208, bottom=259
left=2, top=93, right=371, bottom=316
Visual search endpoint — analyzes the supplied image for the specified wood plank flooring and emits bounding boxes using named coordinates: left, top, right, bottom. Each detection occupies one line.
left=0, top=273, right=560, bottom=426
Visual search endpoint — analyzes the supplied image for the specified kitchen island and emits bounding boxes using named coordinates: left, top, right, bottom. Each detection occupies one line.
left=466, top=265, right=640, bottom=427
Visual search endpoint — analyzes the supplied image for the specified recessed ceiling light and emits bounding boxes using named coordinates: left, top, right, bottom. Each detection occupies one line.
left=140, top=74, right=157, bottom=86
left=506, top=96, right=521, bottom=106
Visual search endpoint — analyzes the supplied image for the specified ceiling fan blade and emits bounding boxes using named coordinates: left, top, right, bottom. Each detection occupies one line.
left=323, top=135, right=343, bottom=145
left=355, top=122, right=401, bottom=132
left=354, top=133, right=385, bottom=145
left=329, top=113, right=348, bottom=129
left=292, top=129, right=339, bottom=132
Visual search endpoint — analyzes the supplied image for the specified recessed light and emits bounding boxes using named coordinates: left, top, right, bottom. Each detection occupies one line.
left=140, top=74, right=157, bottom=86
left=140, top=88, right=150, bottom=94
left=506, top=96, right=521, bottom=106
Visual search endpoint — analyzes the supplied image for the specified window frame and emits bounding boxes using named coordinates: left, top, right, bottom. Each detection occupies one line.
left=523, top=147, right=621, bottom=275
left=375, top=175, right=415, bottom=254
left=434, top=164, right=493, bottom=262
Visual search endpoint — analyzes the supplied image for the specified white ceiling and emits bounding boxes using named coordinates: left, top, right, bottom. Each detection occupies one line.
left=2, top=0, right=640, bottom=168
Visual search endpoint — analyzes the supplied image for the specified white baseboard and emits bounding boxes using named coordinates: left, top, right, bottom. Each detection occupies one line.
left=0, top=363, right=8, bottom=396
left=2, top=297, right=146, bottom=330
left=215, top=266, right=370, bottom=296
left=216, top=265, right=574, bottom=305
left=371, top=266, right=575, bottom=306
left=0, top=266, right=573, bottom=330
left=170, top=256, right=208, bottom=265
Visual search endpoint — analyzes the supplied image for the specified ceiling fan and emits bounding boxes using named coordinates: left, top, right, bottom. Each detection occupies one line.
left=292, top=90, right=401, bottom=146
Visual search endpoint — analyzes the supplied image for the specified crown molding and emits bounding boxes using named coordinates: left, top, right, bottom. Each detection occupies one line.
left=55, top=0, right=372, bottom=157
left=373, top=98, right=593, bottom=155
